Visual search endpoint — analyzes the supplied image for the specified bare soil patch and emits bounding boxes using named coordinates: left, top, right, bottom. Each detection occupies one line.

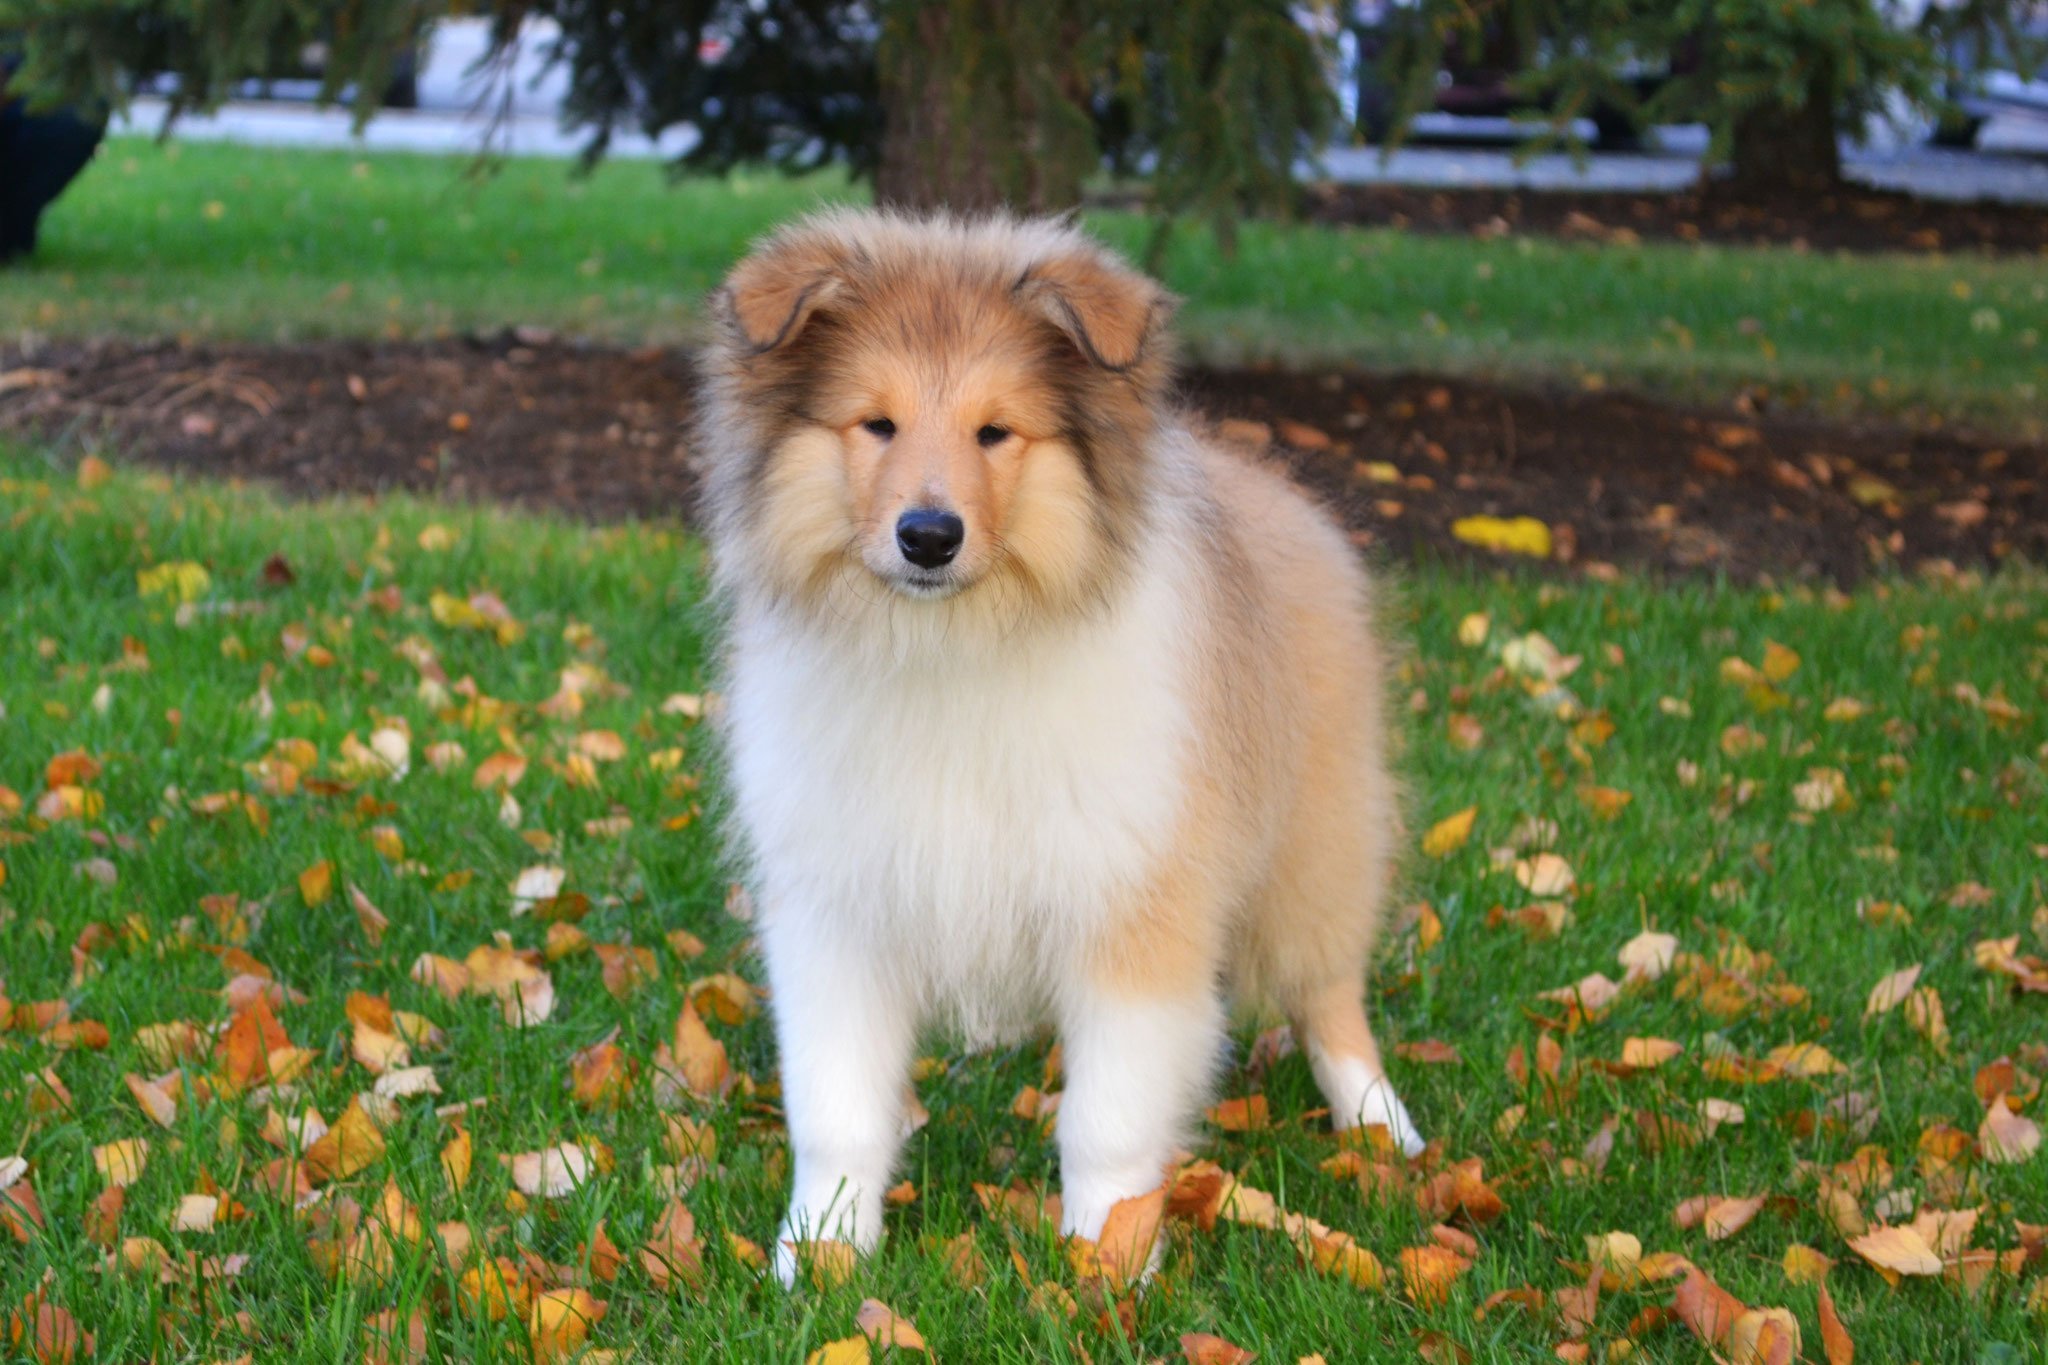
left=1302, top=182, right=2048, bottom=255
left=3, top=336, right=2041, bottom=583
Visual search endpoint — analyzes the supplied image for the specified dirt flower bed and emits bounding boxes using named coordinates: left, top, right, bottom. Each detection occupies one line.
left=3, top=336, right=2042, bottom=583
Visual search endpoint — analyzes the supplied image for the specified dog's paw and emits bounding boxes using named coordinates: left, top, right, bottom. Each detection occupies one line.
left=1350, top=1075, right=1426, bottom=1157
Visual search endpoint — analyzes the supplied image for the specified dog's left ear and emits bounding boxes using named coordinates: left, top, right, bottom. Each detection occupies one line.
left=715, top=228, right=848, bottom=353
left=1016, top=250, right=1173, bottom=372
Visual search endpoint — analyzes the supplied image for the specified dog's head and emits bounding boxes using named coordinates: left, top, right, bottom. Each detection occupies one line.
left=697, top=211, right=1175, bottom=634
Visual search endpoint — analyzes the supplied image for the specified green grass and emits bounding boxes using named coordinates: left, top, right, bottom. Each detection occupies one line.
left=3, top=447, right=2045, bottom=1361
left=5, top=138, right=2046, bottom=434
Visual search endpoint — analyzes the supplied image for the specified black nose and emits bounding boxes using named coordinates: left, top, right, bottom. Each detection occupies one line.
left=895, top=508, right=964, bottom=569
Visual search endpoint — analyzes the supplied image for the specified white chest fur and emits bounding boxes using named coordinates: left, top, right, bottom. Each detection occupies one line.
left=724, top=552, right=1197, bottom=1035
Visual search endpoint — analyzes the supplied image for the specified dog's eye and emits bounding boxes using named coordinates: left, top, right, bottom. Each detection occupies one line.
left=863, top=418, right=896, bottom=439
left=976, top=424, right=1011, bottom=448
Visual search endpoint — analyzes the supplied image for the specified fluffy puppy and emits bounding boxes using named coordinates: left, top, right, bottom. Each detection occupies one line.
left=695, top=210, right=1421, bottom=1281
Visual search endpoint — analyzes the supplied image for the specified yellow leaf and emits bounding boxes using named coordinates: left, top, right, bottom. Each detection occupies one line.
left=529, top=1288, right=605, bottom=1362
left=92, top=1138, right=149, bottom=1188
left=298, top=860, right=334, bottom=907
left=1760, top=641, right=1800, bottom=683
left=137, top=560, right=211, bottom=603
left=1422, top=806, right=1476, bottom=859
left=1451, top=515, right=1552, bottom=558
left=1781, top=1243, right=1834, bottom=1285
left=77, top=454, right=113, bottom=489
left=1766, top=1042, right=1846, bottom=1077
left=807, top=1340, right=871, bottom=1365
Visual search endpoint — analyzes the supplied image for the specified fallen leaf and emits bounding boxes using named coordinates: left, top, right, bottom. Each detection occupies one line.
left=1847, top=1225, right=1943, bottom=1278
left=1817, top=1281, right=1853, bottom=1364
left=1400, top=1243, right=1471, bottom=1309
left=1618, top=930, right=1678, bottom=982
left=1979, top=1099, right=2041, bottom=1164
left=507, top=1143, right=603, bottom=1198
left=1515, top=852, right=1575, bottom=896
left=1675, top=1193, right=1765, bottom=1241
left=1452, top=514, right=1553, bottom=558
left=92, top=1138, right=149, bottom=1188
left=302, top=1100, right=386, bottom=1184
left=1092, top=1186, right=1165, bottom=1292
left=529, top=1287, right=605, bottom=1362
left=1620, top=1037, right=1683, bottom=1071
left=1863, top=964, right=1922, bottom=1016
left=1180, top=1333, right=1257, bottom=1365
left=1422, top=807, right=1476, bottom=858
left=855, top=1298, right=927, bottom=1353
left=1781, top=1243, right=1833, bottom=1285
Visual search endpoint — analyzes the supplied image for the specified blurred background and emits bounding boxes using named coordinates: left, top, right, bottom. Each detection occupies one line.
left=3, top=0, right=2045, bottom=577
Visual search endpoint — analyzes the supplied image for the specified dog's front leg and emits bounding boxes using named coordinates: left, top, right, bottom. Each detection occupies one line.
left=763, top=916, right=915, bottom=1287
left=1056, top=986, right=1224, bottom=1243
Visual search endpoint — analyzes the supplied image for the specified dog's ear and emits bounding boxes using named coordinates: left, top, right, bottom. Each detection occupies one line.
left=1016, top=249, right=1172, bottom=372
left=715, top=229, right=849, bottom=353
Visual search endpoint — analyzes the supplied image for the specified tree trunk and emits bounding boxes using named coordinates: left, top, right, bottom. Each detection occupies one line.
left=1722, top=60, right=1843, bottom=196
left=872, top=0, right=1088, bottom=215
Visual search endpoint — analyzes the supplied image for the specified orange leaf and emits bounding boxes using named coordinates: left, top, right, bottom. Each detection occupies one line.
left=1092, top=1185, right=1166, bottom=1292
left=1180, top=1333, right=1256, bottom=1365
left=1817, top=1281, right=1853, bottom=1364
left=1400, top=1243, right=1471, bottom=1309
left=1206, top=1095, right=1269, bottom=1132
left=302, top=1100, right=385, bottom=1184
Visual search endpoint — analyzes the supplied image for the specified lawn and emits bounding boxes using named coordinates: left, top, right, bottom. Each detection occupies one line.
left=3, top=446, right=2044, bottom=1362
left=2, top=139, right=2044, bottom=434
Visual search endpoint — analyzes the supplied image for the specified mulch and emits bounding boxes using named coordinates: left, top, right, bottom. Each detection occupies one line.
left=3, top=335, right=2043, bottom=585
left=1301, top=182, right=2048, bottom=256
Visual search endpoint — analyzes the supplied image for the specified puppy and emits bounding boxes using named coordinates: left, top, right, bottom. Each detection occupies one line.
left=695, top=210, right=1421, bottom=1281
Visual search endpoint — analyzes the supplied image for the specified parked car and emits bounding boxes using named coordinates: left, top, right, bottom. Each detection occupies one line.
left=1930, top=9, right=2048, bottom=146
left=1341, top=0, right=1698, bottom=149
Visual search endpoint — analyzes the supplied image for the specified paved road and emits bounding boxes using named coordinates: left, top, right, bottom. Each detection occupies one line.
left=113, top=97, right=2048, bottom=206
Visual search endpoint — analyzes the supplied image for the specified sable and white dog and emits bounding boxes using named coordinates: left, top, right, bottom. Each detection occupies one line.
left=695, top=210, right=1422, bottom=1281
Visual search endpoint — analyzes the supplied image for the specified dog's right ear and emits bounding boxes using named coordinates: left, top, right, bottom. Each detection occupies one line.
left=715, top=230, right=847, bottom=353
